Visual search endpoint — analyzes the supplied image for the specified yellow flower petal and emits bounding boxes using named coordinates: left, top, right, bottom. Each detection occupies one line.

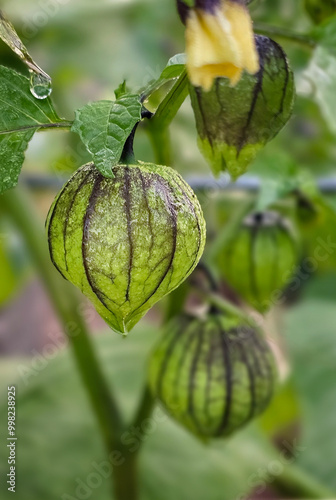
left=186, top=0, right=259, bottom=91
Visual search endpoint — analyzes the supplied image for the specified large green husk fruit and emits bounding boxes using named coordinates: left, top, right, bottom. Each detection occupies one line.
left=149, top=311, right=277, bottom=438
left=189, top=35, right=295, bottom=179
left=217, top=211, right=298, bottom=312
left=46, top=162, right=206, bottom=334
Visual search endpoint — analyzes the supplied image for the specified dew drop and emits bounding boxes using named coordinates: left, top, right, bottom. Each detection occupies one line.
left=29, top=71, right=52, bottom=100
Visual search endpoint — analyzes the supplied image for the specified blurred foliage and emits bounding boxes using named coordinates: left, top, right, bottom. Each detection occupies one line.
left=1, top=0, right=336, bottom=499
left=295, top=193, right=336, bottom=273
left=1, top=321, right=275, bottom=500
left=1, top=275, right=336, bottom=499
left=0, top=237, right=16, bottom=305
left=285, top=273, right=336, bottom=490
left=305, top=0, right=336, bottom=25
left=0, top=216, right=29, bottom=305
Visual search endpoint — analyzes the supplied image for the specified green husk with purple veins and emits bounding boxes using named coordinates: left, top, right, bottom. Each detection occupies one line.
left=216, top=211, right=299, bottom=313
left=189, top=36, right=295, bottom=180
left=149, top=310, right=277, bottom=439
left=46, top=161, right=206, bottom=335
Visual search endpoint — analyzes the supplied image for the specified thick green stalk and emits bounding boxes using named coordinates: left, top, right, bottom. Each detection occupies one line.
left=112, top=387, right=155, bottom=500
left=196, top=289, right=252, bottom=322
left=274, top=462, right=334, bottom=499
left=147, top=126, right=172, bottom=166
left=112, top=449, right=139, bottom=500
left=148, top=71, right=188, bottom=131
left=0, top=188, right=123, bottom=493
left=145, top=70, right=188, bottom=167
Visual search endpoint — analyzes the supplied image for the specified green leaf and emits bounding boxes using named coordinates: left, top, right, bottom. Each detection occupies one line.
left=161, top=53, right=186, bottom=79
left=0, top=130, right=34, bottom=193
left=0, top=66, right=63, bottom=194
left=189, top=36, right=295, bottom=180
left=71, top=95, right=142, bottom=177
left=114, top=80, right=129, bottom=99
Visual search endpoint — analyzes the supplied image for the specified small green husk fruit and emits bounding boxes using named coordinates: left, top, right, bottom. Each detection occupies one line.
left=149, top=310, right=277, bottom=439
left=216, top=211, right=298, bottom=313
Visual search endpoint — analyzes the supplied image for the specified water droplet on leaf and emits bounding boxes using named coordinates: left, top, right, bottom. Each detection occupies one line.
left=29, top=71, right=52, bottom=99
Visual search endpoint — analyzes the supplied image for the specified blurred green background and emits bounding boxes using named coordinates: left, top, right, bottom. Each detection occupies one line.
left=1, top=0, right=336, bottom=499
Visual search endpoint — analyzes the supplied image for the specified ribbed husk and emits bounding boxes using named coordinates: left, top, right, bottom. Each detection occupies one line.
left=217, top=211, right=298, bottom=312
left=149, top=311, right=277, bottom=438
left=46, top=162, right=206, bottom=334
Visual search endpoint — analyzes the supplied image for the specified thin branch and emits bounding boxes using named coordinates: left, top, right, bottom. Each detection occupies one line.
left=254, top=23, right=316, bottom=48
left=131, top=385, right=155, bottom=430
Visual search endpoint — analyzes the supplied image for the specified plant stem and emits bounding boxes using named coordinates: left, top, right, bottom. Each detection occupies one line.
left=207, top=195, right=255, bottom=265
left=197, top=289, right=252, bottom=321
left=113, top=449, right=139, bottom=500
left=111, top=386, right=155, bottom=500
left=0, top=188, right=123, bottom=491
left=132, top=385, right=155, bottom=429
left=196, top=262, right=219, bottom=292
left=274, top=462, right=334, bottom=499
left=147, top=126, right=172, bottom=166
left=254, top=23, right=316, bottom=48
left=149, top=71, right=188, bottom=130
left=145, top=70, right=188, bottom=166
left=0, top=121, right=73, bottom=136
left=120, top=123, right=138, bottom=164
left=39, top=121, right=74, bottom=132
